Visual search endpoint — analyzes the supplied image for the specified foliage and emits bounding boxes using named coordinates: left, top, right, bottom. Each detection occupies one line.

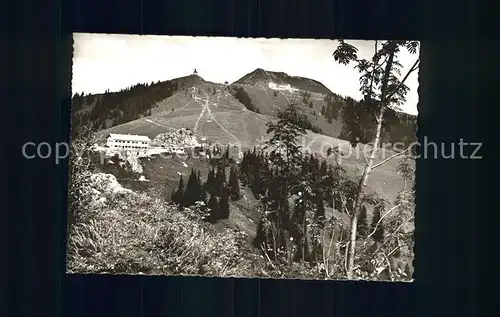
left=182, top=169, right=204, bottom=208
left=67, top=124, right=98, bottom=226
left=207, top=194, right=220, bottom=223
left=232, top=85, right=260, bottom=113
left=357, top=205, right=369, bottom=238
left=67, top=186, right=247, bottom=276
left=228, top=165, right=241, bottom=200
left=331, top=40, right=419, bottom=279
left=71, top=79, right=180, bottom=137
left=371, top=205, right=385, bottom=243
left=332, top=40, right=419, bottom=148
left=219, top=187, right=230, bottom=219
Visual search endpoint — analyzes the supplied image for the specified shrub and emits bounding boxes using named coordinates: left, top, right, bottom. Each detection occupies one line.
left=67, top=180, right=251, bottom=276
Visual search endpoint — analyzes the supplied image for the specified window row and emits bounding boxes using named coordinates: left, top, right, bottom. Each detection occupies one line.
left=114, top=145, right=148, bottom=150
left=112, top=140, right=148, bottom=145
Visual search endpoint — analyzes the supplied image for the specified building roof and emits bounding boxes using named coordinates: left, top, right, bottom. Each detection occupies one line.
left=107, top=133, right=151, bottom=142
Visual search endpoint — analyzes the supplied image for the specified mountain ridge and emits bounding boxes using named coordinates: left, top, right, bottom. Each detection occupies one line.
left=71, top=68, right=416, bottom=144
left=233, top=68, right=335, bottom=96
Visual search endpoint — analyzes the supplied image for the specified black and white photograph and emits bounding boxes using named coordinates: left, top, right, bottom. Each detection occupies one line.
left=67, top=33, right=419, bottom=281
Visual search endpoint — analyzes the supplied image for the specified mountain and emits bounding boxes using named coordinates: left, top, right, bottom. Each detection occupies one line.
left=230, top=69, right=344, bottom=138
left=73, top=69, right=416, bottom=143
left=234, top=68, right=334, bottom=95
left=86, top=72, right=412, bottom=204
left=71, top=74, right=207, bottom=136
left=72, top=70, right=416, bottom=270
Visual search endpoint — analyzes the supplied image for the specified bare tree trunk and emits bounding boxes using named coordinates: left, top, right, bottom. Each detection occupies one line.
left=345, top=44, right=396, bottom=279
left=303, top=210, right=307, bottom=261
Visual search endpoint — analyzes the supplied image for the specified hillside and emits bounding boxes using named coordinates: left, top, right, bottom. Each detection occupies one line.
left=78, top=70, right=416, bottom=209
left=71, top=74, right=206, bottom=136
left=234, top=68, right=333, bottom=95
left=95, top=83, right=271, bottom=148
left=75, top=69, right=415, bottom=233
left=74, top=69, right=416, bottom=144
left=70, top=68, right=416, bottom=280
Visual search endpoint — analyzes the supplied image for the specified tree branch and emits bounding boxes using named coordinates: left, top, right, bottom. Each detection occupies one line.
left=373, top=55, right=388, bottom=72
left=359, top=144, right=369, bottom=163
left=364, top=203, right=402, bottom=243
left=385, top=59, right=420, bottom=101
left=371, top=144, right=415, bottom=170
left=344, top=241, right=349, bottom=275
left=373, top=214, right=414, bottom=254
left=381, top=252, right=392, bottom=279
left=367, top=41, right=379, bottom=105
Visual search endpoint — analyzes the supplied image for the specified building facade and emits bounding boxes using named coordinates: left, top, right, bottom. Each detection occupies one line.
left=106, top=133, right=151, bottom=155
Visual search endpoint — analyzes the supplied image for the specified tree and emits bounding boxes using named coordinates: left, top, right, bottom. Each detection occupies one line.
left=371, top=205, right=385, bottom=243
left=228, top=166, right=241, bottom=200
left=174, top=175, right=185, bottom=207
left=357, top=205, right=369, bottom=238
left=200, top=182, right=208, bottom=203
left=207, top=194, right=219, bottom=223
left=219, top=187, right=230, bottom=219
left=213, top=167, right=226, bottom=197
left=258, top=103, right=310, bottom=259
left=205, top=168, right=216, bottom=195
left=195, top=170, right=203, bottom=201
left=183, top=169, right=202, bottom=207
left=264, top=103, right=308, bottom=202
left=170, top=188, right=176, bottom=203
left=315, top=196, right=326, bottom=228
left=183, top=170, right=195, bottom=206
left=332, top=40, right=419, bottom=278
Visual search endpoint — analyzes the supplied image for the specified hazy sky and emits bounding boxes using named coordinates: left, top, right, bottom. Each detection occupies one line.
left=73, top=33, right=420, bottom=115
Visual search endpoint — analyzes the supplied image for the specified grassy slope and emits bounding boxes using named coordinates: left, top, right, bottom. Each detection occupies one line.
left=235, top=84, right=344, bottom=138
left=133, top=154, right=260, bottom=244
left=94, top=81, right=413, bottom=244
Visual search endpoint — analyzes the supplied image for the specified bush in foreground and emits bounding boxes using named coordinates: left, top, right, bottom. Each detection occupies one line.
left=67, top=172, right=252, bottom=276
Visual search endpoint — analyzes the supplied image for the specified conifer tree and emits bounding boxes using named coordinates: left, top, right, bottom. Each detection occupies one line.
left=214, top=167, right=226, bottom=197
left=200, top=184, right=207, bottom=203
left=174, top=175, right=185, bottom=207
left=320, top=159, right=328, bottom=174
left=195, top=170, right=203, bottom=201
left=228, top=166, right=241, bottom=200
left=219, top=187, right=230, bottom=219
left=170, top=187, right=176, bottom=203
left=205, top=168, right=216, bottom=195
left=240, top=151, right=250, bottom=182
left=371, top=204, right=385, bottom=243
left=183, top=169, right=197, bottom=207
left=207, top=194, right=219, bottom=223
left=357, top=205, right=369, bottom=238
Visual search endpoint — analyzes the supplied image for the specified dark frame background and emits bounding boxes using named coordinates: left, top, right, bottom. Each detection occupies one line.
left=6, top=0, right=486, bottom=315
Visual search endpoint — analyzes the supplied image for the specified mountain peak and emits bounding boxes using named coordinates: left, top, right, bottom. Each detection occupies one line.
left=170, top=74, right=205, bottom=87
left=233, top=69, right=333, bottom=95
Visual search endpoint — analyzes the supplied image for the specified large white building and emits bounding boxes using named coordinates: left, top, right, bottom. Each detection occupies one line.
left=106, top=133, right=151, bottom=155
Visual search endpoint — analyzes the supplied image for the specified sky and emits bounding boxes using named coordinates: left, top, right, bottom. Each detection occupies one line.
left=73, top=33, right=420, bottom=115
